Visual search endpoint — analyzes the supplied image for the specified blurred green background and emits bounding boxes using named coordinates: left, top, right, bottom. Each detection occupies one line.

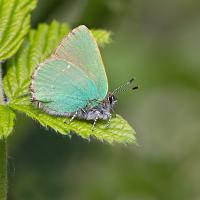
left=8, top=0, right=200, bottom=199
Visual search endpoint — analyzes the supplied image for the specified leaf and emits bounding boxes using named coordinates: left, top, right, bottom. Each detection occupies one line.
left=4, top=20, right=69, bottom=101
left=0, top=105, right=16, bottom=139
left=9, top=104, right=136, bottom=144
left=91, top=29, right=112, bottom=47
left=0, top=0, right=37, bottom=61
left=4, top=21, right=136, bottom=143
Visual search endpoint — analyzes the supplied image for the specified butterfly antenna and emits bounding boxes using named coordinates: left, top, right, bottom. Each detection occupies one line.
left=112, top=78, right=139, bottom=95
left=112, top=78, right=135, bottom=95
left=113, top=85, right=139, bottom=95
left=132, top=86, right=139, bottom=90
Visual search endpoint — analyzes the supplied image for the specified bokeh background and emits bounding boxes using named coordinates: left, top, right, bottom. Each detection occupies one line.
left=8, top=0, right=200, bottom=199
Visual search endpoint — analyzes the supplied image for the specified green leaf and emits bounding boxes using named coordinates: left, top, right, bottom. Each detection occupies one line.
left=4, top=21, right=136, bottom=143
left=91, top=29, right=112, bottom=47
left=0, top=0, right=37, bottom=61
left=0, top=105, right=16, bottom=139
left=4, top=21, right=69, bottom=101
left=9, top=104, right=135, bottom=144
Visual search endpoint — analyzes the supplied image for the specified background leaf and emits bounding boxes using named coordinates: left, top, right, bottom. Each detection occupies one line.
left=0, top=105, right=15, bottom=139
left=4, top=21, right=135, bottom=143
left=0, top=0, right=37, bottom=61
left=91, top=29, right=112, bottom=47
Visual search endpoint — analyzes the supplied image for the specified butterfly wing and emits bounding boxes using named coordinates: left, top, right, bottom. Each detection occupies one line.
left=31, top=59, right=98, bottom=114
left=52, top=25, right=108, bottom=101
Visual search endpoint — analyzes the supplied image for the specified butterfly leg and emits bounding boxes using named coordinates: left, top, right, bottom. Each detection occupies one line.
left=81, top=108, right=86, bottom=113
left=33, top=100, right=42, bottom=108
left=68, top=111, right=78, bottom=124
left=92, top=115, right=99, bottom=131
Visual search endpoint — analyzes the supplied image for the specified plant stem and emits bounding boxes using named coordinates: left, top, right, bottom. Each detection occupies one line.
left=0, top=64, right=4, bottom=104
left=0, top=63, right=7, bottom=200
left=0, top=139, right=7, bottom=200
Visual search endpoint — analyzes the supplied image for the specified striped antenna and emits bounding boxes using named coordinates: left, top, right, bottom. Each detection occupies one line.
left=112, top=78, right=138, bottom=95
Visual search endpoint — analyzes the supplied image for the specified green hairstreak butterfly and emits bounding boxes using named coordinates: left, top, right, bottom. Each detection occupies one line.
left=30, top=25, right=138, bottom=129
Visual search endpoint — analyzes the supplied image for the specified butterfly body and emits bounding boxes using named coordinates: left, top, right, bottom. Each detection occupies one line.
left=30, top=25, right=116, bottom=127
left=33, top=94, right=117, bottom=121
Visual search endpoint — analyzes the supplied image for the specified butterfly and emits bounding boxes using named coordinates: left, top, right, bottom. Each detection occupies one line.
left=30, top=25, right=138, bottom=129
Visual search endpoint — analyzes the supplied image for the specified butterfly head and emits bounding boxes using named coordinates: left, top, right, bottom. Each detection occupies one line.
left=108, top=94, right=117, bottom=109
left=106, top=78, right=139, bottom=110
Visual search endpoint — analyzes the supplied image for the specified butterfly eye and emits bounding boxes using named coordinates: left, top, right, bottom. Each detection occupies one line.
left=112, top=95, right=117, bottom=102
left=108, top=95, right=117, bottom=104
left=108, top=96, right=113, bottom=104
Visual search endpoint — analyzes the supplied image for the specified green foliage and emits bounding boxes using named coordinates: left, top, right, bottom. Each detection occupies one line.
left=3, top=21, right=136, bottom=143
left=0, top=105, right=15, bottom=139
left=0, top=140, right=7, bottom=200
left=0, top=0, right=37, bottom=61
left=3, top=21, right=69, bottom=101
left=91, top=29, right=112, bottom=47
left=10, top=104, right=135, bottom=143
